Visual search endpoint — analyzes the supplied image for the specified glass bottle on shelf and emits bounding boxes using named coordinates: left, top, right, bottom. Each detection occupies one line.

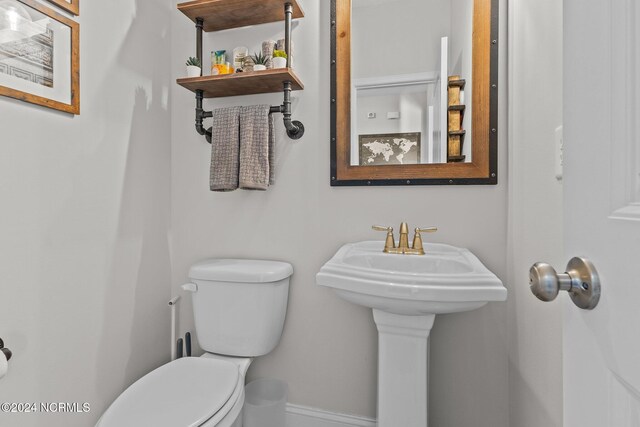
left=211, top=50, right=232, bottom=75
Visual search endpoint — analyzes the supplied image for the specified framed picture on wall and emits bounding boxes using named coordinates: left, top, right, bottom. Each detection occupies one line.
left=45, top=0, right=78, bottom=16
left=358, top=132, right=421, bottom=166
left=0, top=0, right=80, bottom=114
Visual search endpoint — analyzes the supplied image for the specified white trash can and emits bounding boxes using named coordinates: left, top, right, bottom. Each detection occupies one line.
left=243, top=378, right=288, bottom=427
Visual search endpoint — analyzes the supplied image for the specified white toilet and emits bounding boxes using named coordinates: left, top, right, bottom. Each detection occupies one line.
left=96, top=258, right=293, bottom=427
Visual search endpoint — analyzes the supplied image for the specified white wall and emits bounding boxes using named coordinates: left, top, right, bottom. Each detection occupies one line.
left=507, top=0, right=564, bottom=426
left=0, top=1, right=172, bottom=426
left=356, top=89, right=429, bottom=136
left=352, top=0, right=450, bottom=79
left=171, top=1, right=509, bottom=425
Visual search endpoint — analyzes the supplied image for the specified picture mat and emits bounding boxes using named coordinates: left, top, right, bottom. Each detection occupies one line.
left=0, top=1, right=71, bottom=104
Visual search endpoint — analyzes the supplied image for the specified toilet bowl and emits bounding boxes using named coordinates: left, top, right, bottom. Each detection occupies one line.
left=96, top=259, right=293, bottom=427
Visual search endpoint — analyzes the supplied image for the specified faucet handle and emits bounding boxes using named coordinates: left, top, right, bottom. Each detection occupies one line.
left=412, top=227, right=438, bottom=254
left=416, top=227, right=438, bottom=234
left=372, top=225, right=396, bottom=252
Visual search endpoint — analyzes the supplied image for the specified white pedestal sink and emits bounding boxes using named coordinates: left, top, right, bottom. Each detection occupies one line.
left=316, top=241, right=506, bottom=427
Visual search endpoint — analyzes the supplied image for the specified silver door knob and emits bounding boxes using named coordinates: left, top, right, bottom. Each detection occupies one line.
left=529, top=257, right=601, bottom=310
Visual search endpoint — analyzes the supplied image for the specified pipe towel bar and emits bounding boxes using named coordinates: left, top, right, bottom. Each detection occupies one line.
left=194, top=86, right=305, bottom=143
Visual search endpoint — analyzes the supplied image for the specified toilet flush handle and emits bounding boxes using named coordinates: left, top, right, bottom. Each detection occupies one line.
left=181, top=283, right=198, bottom=293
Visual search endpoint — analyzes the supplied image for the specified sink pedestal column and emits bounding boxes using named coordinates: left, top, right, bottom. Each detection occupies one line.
left=372, top=309, right=435, bottom=427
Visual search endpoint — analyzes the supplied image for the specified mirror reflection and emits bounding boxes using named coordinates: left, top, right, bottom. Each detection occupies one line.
left=351, top=0, right=474, bottom=166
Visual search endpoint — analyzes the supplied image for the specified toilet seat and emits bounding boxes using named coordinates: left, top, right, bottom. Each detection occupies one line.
left=96, top=357, right=239, bottom=427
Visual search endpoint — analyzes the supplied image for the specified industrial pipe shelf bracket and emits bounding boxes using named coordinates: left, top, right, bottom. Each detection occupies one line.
left=192, top=3, right=305, bottom=143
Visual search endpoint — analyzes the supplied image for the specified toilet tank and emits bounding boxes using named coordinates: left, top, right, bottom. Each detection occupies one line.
left=183, top=259, right=293, bottom=357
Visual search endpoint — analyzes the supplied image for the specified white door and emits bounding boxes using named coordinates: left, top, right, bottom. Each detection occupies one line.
left=564, top=0, right=640, bottom=425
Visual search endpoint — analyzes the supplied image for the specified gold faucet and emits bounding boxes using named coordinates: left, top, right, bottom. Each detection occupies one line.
left=372, top=222, right=438, bottom=255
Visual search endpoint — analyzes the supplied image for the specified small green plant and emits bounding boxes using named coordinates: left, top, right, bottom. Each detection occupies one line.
left=251, top=52, right=268, bottom=66
left=186, top=57, right=201, bottom=67
left=273, top=49, right=287, bottom=59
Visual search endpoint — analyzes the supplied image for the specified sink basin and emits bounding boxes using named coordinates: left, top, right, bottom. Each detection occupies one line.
left=316, top=240, right=506, bottom=426
left=316, top=240, right=506, bottom=315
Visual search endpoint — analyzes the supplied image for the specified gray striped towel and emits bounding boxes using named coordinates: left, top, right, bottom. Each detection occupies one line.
left=210, top=106, right=241, bottom=192
left=239, top=105, right=274, bottom=190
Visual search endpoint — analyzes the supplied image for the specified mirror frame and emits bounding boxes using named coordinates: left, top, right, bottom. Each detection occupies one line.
left=330, top=0, right=499, bottom=186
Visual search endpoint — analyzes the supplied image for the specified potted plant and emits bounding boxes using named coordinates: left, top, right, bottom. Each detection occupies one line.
left=272, top=50, right=288, bottom=69
left=186, top=57, right=201, bottom=77
left=251, top=53, right=268, bottom=71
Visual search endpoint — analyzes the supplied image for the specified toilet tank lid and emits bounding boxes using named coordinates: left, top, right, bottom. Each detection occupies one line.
left=189, top=259, right=293, bottom=283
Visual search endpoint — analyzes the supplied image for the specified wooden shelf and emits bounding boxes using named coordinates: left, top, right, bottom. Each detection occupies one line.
left=448, top=79, right=466, bottom=88
left=178, top=0, right=304, bottom=32
left=448, top=155, right=466, bottom=162
left=176, top=0, right=306, bottom=139
left=448, top=130, right=466, bottom=136
left=177, top=68, right=304, bottom=98
left=448, top=105, right=466, bottom=112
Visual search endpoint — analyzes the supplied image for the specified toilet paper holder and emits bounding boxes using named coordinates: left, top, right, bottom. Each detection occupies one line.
left=0, top=338, right=12, bottom=361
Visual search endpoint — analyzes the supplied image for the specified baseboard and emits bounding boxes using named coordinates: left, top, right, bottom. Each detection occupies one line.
left=285, top=403, right=377, bottom=427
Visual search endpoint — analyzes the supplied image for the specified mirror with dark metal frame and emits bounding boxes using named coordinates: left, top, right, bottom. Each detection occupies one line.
left=330, top=0, right=498, bottom=186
